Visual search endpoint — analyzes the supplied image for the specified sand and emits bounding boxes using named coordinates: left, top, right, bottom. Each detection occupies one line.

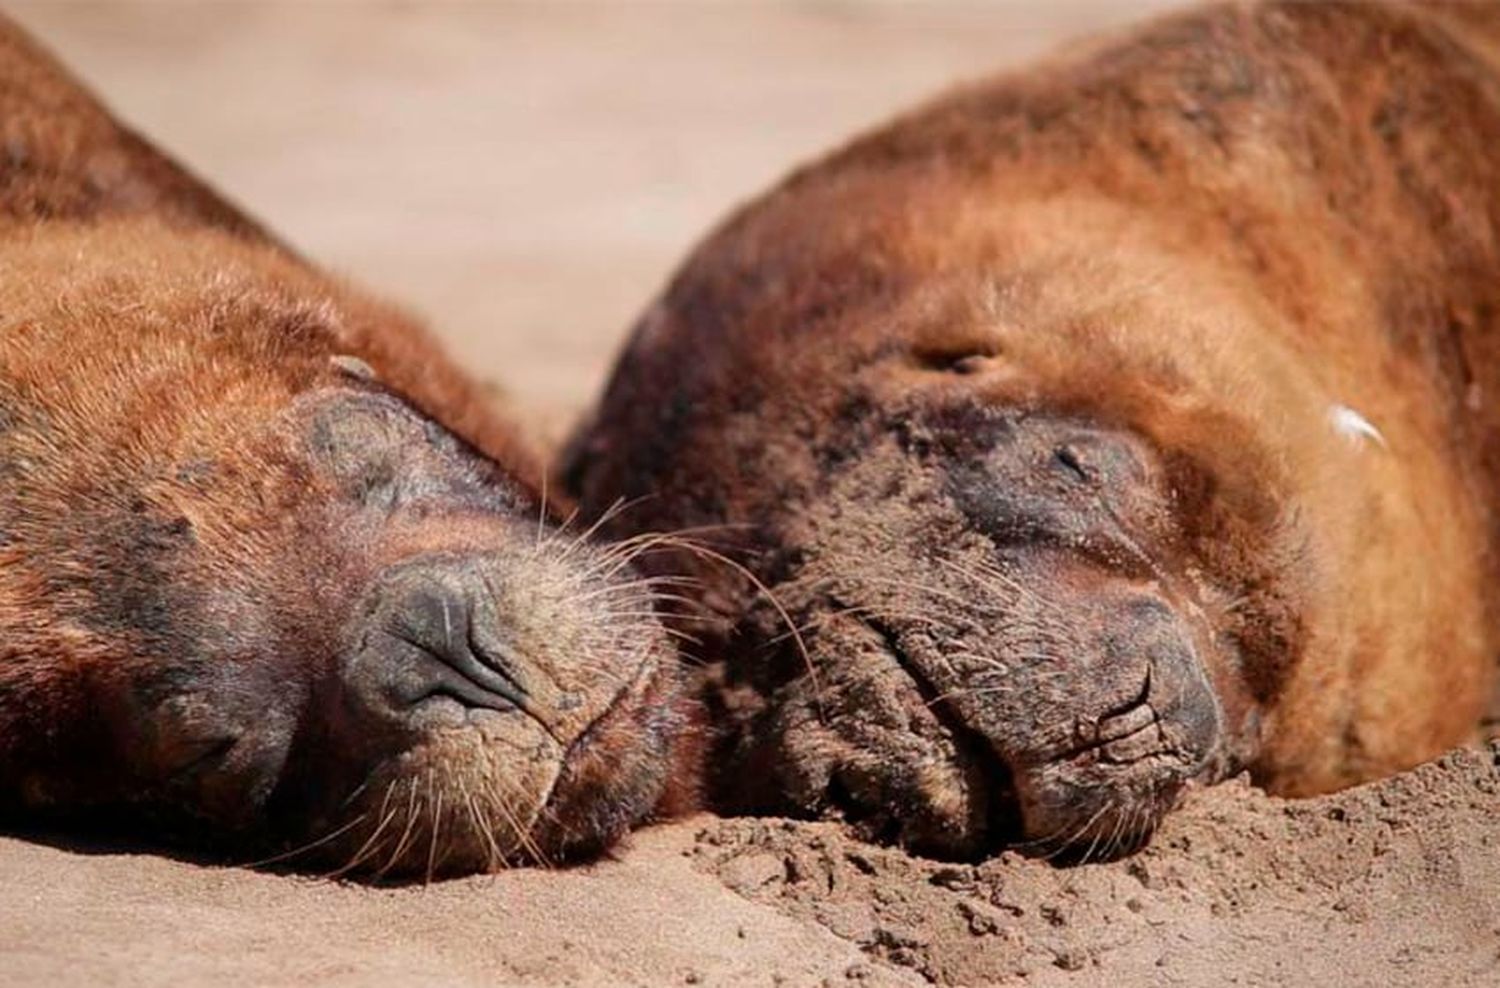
left=694, top=745, right=1500, bottom=986
left=3, top=744, right=1495, bottom=987
left=1, top=4, right=1496, bottom=987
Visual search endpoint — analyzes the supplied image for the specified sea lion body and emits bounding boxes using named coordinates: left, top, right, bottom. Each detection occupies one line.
left=0, top=20, right=684, bottom=875
left=567, top=2, right=1500, bottom=857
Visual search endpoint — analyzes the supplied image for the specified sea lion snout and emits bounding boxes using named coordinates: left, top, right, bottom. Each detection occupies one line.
left=1007, top=586, right=1227, bottom=856
left=342, top=555, right=643, bottom=741
left=268, top=531, right=682, bottom=877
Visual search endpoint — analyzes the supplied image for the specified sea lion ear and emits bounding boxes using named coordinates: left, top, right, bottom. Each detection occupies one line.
left=330, top=354, right=378, bottom=382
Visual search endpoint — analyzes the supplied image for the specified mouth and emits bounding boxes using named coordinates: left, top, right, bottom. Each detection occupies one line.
left=1059, top=667, right=1162, bottom=765
left=391, top=628, right=569, bottom=751
left=830, top=609, right=1213, bottom=864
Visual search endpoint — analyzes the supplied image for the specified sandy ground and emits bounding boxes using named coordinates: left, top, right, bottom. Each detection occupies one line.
left=2, top=3, right=1496, bottom=987
left=5, top=746, right=1496, bottom=987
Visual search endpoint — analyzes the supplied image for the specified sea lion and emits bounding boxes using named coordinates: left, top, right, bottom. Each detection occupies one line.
left=564, top=1, right=1500, bottom=860
left=0, top=18, right=687, bottom=876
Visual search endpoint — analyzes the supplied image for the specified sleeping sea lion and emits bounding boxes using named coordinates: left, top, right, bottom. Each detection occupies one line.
left=564, top=1, right=1500, bottom=859
left=0, top=17, right=687, bottom=876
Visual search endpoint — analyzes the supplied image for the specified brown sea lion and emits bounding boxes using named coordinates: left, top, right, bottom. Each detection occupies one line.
left=0, top=18, right=688, bottom=876
left=565, top=1, right=1500, bottom=860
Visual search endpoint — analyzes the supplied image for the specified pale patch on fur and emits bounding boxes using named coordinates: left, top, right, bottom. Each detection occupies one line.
left=1328, top=404, right=1386, bottom=449
left=331, top=354, right=377, bottom=381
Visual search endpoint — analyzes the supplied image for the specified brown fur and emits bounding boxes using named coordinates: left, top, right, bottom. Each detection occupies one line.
left=0, top=17, right=688, bottom=875
left=566, top=1, right=1500, bottom=858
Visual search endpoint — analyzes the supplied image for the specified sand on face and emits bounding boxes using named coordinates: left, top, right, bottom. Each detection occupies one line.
left=1, top=3, right=1495, bottom=986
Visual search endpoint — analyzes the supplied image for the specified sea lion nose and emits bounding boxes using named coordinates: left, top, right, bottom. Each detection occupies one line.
left=383, top=581, right=531, bottom=713
left=343, top=565, right=562, bottom=738
left=1091, top=596, right=1220, bottom=760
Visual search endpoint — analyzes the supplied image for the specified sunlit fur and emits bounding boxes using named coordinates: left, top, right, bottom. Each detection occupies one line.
left=566, top=2, right=1500, bottom=860
left=0, top=17, right=689, bottom=876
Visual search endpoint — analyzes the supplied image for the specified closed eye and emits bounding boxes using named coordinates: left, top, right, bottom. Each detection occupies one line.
left=909, top=343, right=1001, bottom=375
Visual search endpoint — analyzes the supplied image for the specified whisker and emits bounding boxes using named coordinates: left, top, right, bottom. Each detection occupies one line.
left=373, top=779, right=424, bottom=881
left=484, top=785, right=549, bottom=870
left=328, top=780, right=400, bottom=879
left=536, top=463, right=550, bottom=548
left=459, top=778, right=505, bottom=873
left=556, top=495, right=654, bottom=562
left=938, top=554, right=1063, bottom=615
left=425, top=770, right=443, bottom=886
left=587, top=531, right=823, bottom=714
left=857, top=574, right=975, bottom=611
left=1078, top=799, right=1115, bottom=864
left=1040, top=801, right=1110, bottom=862
left=243, top=812, right=368, bottom=869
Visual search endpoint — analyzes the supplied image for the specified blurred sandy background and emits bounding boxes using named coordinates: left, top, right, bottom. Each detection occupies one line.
left=7, top=0, right=1179, bottom=444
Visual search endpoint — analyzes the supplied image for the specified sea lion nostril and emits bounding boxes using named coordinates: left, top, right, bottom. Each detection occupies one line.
left=386, top=582, right=528, bottom=711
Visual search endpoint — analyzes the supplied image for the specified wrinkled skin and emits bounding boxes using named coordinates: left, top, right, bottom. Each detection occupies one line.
left=567, top=1, right=1500, bottom=860
left=709, top=413, right=1246, bottom=858
left=0, top=19, right=684, bottom=877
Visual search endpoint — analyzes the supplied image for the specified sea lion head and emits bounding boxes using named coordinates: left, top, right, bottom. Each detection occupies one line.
left=565, top=186, right=1387, bottom=860
left=250, top=386, right=684, bottom=877
left=0, top=231, right=684, bottom=877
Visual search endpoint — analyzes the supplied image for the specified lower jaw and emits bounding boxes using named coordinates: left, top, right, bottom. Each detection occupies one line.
left=315, top=649, right=683, bottom=875
left=1011, top=752, right=1220, bottom=862
left=268, top=721, right=564, bottom=879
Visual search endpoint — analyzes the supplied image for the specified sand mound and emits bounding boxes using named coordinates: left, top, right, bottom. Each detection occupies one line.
left=695, top=742, right=1500, bottom=986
